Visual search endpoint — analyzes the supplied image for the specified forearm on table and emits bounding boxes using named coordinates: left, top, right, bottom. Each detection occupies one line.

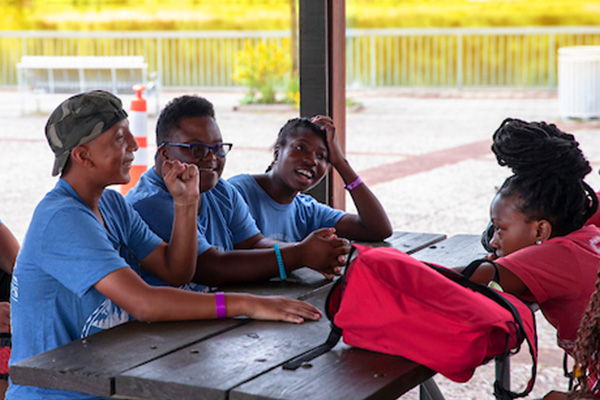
left=115, top=283, right=251, bottom=322
left=192, top=246, right=303, bottom=286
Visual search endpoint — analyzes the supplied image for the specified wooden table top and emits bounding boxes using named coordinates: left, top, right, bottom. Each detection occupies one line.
left=10, top=231, right=487, bottom=400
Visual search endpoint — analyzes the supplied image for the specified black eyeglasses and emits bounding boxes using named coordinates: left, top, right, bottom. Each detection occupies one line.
left=159, top=142, right=233, bottom=159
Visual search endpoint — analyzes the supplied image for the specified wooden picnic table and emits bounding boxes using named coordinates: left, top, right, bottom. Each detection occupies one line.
left=10, top=232, right=487, bottom=400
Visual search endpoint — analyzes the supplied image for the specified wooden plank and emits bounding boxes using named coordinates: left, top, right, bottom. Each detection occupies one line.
left=221, top=231, right=446, bottom=299
left=411, top=234, right=487, bottom=269
left=360, top=231, right=446, bottom=253
left=219, top=267, right=329, bottom=300
left=116, top=276, right=435, bottom=400
left=115, top=286, right=335, bottom=400
left=230, top=343, right=434, bottom=400
left=10, top=319, right=245, bottom=397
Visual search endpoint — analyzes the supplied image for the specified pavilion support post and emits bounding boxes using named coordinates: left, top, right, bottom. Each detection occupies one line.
left=299, top=0, right=346, bottom=209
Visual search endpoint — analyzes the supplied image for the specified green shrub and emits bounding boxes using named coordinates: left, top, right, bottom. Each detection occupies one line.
left=232, top=39, right=293, bottom=104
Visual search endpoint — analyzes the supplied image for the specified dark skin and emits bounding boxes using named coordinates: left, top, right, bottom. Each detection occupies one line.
left=0, top=223, right=18, bottom=333
left=463, top=193, right=566, bottom=400
left=155, top=116, right=351, bottom=286
left=254, top=115, right=392, bottom=241
left=459, top=193, right=552, bottom=295
left=0, top=222, right=18, bottom=397
left=62, top=118, right=321, bottom=324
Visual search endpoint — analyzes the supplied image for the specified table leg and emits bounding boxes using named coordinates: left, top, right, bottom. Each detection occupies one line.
left=495, top=356, right=511, bottom=400
left=419, top=378, right=445, bottom=400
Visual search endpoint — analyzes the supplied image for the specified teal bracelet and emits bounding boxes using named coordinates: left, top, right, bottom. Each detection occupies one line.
left=274, top=243, right=287, bottom=280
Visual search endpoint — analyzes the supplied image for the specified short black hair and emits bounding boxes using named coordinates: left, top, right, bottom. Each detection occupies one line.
left=156, top=95, right=215, bottom=145
left=493, top=118, right=598, bottom=237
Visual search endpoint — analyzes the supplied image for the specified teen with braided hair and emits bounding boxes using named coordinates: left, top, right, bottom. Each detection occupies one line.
left=468, top=118, right=600, bottom=358
left=228, top=115, right=392, bottom=242
left=542, top=272, right=600, bottom=400
left=568, top=271, right=600, bottom=399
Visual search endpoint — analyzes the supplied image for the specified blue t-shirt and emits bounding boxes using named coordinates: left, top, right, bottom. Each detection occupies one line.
left=125, top=168, right=260, bottom=289
left=228, top=174, right=345, bottom=242
left=7, top=179, right=161, bottom=400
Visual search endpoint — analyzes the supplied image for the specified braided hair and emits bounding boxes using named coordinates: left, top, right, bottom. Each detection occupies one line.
left=569, top=272, right=600, bottom=399
left=492, top=118, right=598, bottom=237
left=266, top=117, right=327, bottom=172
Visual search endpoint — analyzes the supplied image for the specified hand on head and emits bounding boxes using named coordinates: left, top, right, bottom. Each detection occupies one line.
left=301, top=227, right=351, bottom=279
left=162, top=160, right=200, bottom=206
left=311, top=115, right=344, bottom=167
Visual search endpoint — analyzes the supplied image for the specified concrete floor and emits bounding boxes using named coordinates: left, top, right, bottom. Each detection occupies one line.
left=3, top=87, right=600, bottom=399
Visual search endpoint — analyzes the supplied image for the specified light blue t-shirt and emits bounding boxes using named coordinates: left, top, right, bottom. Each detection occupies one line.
left=7, top=179, right=162, bottom=400
left=125, top=168, right=260, bottom=288
left=228, top=174, right=345, bottom=243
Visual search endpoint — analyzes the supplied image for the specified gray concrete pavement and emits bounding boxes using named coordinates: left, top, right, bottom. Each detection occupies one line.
left=2, top=87, right=600, bottom=399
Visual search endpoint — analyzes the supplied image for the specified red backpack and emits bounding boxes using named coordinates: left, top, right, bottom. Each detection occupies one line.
left=284, top=244, right=537, bottom=399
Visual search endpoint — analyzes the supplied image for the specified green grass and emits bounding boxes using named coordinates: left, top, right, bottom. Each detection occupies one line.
left=1, top=0, right=600, bottom=31
left=347, top=0, right=600, bottom=28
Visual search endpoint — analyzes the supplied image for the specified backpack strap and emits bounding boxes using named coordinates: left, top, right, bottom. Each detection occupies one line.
left=282, top=325, right=342, bottom=370
left=461, top=258, right=500, bottom=283
left=563, top=351, right=575, bottom=390
left=426, top=260, right=538, bottom=399
left=282, top=245, right=359, bottom=370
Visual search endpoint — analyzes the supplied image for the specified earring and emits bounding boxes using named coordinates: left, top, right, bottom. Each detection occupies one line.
left=535, top=240, right=542, bottom=245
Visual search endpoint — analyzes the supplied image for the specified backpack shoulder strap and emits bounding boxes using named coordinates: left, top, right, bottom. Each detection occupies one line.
left=282, top=245, right=359, bottom=370
left=282, top=324, right=342, bottom=370
left=426, top=260, right=538, bottom=399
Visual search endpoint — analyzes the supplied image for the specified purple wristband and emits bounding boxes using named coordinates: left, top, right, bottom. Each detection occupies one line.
left=344, top=176, right=363, bottom=191
left=215, top=292, right=226, bottom=319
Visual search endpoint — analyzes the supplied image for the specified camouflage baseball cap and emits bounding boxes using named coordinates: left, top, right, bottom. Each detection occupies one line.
left=45, top=90, right=128, bottom=176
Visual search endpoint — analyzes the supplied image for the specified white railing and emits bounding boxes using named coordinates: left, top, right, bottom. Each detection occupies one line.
left=2, top=27, right=600, bottom=89
left=346, top=26, right=600, bottom=88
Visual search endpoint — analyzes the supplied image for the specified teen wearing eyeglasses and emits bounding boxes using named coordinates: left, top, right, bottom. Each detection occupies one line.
left=125, top=95, right=350, bottom=289
left=8, top=91, right=322, bottom=400
left=228, top=115, right=392, bottom=243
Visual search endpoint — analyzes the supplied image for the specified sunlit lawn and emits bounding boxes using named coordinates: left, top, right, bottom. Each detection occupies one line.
left=1, top=0, right=599, bottom=31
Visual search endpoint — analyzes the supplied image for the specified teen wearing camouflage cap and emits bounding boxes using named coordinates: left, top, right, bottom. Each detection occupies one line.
left=45, top=90, right=128, bottom=176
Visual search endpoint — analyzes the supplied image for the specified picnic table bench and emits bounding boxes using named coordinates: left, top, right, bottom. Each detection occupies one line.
left=16, top=56, right=151, bottom=114
left=11, top=232, right=492, bottom=400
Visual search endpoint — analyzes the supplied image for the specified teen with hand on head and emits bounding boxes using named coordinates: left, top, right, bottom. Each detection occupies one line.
left=7, top=91, right=322, bottom=400
left=466, top=118, right=600, bottom=358
left=126, top=96, right=350, bottom=289
left=228, top=115, right=392, bottom=243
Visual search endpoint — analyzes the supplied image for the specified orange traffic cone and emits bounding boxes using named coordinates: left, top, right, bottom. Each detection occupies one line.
left=121, top=84, right=148, bottom=195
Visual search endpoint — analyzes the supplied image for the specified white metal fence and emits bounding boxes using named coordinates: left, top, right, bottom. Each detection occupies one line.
left=2, top=27, right=600, bottom=90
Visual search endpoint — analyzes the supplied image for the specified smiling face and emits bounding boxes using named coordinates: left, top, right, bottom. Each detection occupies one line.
left=489, top=193, right=540, bottom=258
left=271, top=128, right=329, bottom=193
left=159, top=116, right=224, bottom=193
left=82, top=119, right=138, bottom=186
